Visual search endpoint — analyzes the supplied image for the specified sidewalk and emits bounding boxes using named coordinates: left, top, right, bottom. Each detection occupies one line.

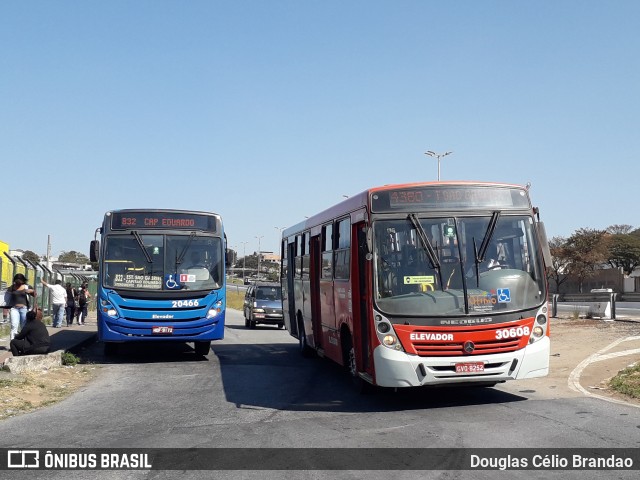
left=0, top=311, right=98, bottom=366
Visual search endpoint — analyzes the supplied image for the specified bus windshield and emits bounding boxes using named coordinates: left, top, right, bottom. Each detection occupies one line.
left=103, top=234, right=223, bottom=291
left=373, top=214, right=546, bottom=316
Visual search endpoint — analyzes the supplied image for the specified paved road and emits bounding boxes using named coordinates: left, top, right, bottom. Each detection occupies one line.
left=0, top=309, right=638, bottom=479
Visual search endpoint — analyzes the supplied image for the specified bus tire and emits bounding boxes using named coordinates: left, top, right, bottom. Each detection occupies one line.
left=342, top=333, right=373, bottom=394
left=194, top=341, right=211, bottom=356
left=297, top=316, right=313, bottom=358
left=104, top=342, right=118, bottom=356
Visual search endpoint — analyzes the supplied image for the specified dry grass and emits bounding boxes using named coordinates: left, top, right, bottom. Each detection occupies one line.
left=0, top=365, right=99, bottom=420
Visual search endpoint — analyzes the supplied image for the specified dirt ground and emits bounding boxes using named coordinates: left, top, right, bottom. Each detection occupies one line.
left=0, top=364, right=99, bottom=420
left=510, top=317, right=640, bottom=407
left=0, top=318, right=638, bottom=421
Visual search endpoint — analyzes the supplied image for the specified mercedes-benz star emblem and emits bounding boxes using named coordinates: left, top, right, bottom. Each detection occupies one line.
left=463, top=341, right=475, bottom=354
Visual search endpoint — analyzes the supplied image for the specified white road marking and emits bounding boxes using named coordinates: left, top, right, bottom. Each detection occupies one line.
left=568, top=336, right=640, bottom=408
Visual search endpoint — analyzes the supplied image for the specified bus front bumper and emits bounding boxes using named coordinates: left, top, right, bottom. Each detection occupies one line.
left=98, top=312, right=225, bottom=342
left=372, top=336, right=550, bottom=388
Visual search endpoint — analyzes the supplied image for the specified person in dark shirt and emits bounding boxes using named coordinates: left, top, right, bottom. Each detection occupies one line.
left=9, top=309, right=51, bottom=356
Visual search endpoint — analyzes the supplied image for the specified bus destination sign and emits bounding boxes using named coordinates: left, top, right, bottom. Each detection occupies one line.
left=110, top=212, right=216, bottom=231
left=371, top=186, right=530, bottom=212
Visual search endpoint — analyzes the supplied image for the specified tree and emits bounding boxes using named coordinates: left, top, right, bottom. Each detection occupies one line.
left=606, top=234, right=640, bottom=276
left=22, top=250, right=41, bottom=265
left=546, top=236, right=571, bottom=293
left=227, top=248, right=237, bottom=266
left=564, top=228, right=608, bottom=292
left=606, top=224, right=635, bottom=235
left=58, top=250, right=89, bottom=264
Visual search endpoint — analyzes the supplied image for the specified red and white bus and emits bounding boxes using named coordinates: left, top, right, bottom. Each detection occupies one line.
left=280, top=181, right=552, bottom=389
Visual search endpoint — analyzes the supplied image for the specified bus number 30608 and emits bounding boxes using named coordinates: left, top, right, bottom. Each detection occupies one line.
left=495, top=326, right=530, bottom=340
left=172, top=300, right=200, bottom=308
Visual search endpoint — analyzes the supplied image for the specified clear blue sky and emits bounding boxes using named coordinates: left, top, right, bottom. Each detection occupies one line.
left=1, top=1, right=638, bottom=258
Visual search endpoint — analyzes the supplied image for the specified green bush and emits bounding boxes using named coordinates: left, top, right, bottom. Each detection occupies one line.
left=610, top=364, right=640, bottom=399
left=61, top=352, right=80, bottom=366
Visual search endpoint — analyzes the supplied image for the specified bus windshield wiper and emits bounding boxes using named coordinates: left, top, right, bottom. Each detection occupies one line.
left=131, top=231, right=153, bottom=264
left=477, top=211, right=501, bottom=263
left=175, top=232, right=196, bottom=266
left=407, top=214, right=444, bottom=291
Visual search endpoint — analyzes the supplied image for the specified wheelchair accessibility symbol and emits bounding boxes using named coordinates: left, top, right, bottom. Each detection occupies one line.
left=165, top=274, right=180, bottom=290
left=497, top=288, right=511, bottom=303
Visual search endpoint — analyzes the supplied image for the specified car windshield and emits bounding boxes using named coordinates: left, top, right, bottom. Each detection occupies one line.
left=255, top=286, right=282, bottom=301
left=373, top=215, right=546, bottom=316
left=103, top=234, right=223, bottom=291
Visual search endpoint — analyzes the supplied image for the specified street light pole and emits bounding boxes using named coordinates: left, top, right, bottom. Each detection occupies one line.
left=425, top=150, right=453, bottom=181
left=240, top=241, right=249, bottom=283
left=255, top=235, right=264, bottom=280
left=274, top=226, right=286, bottom=278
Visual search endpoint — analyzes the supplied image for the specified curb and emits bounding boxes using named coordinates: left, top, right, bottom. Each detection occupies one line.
left=1, top=331, right=98, bottom=374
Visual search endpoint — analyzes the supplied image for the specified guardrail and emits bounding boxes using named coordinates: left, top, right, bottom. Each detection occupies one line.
left=619, top=292, right=640, bottom=302
left=552, top=292, right=617, bottom=320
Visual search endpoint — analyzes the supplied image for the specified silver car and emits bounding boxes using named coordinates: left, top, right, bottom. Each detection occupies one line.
left=243, top=283, right=284, bottom=329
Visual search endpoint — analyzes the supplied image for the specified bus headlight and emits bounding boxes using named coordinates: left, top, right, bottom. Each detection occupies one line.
left=207, top=301, right=223, bottom=319
left=382, top=335, right=396, bottom=346
left=100, top=298, right=118, bottom=318
left=102, top=306, right=117, bottom=317
left=532, top=326, right=544, bottom=338
left=100, top=299, right=118, bottom=317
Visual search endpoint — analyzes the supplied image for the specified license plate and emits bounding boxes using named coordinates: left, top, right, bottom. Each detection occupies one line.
left=152, top=326, right=173, bottom=334
left=455, top=362, right=485, bottom=373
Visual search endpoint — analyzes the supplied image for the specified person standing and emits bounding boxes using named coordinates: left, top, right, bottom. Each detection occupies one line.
left=41, top=279, right=67, bottom=328
left=64, top=283, right=76, bottom=326
left=9, top=309, right=50, bottom=356
left=5, top=273, right=35, bottom=340
left=76, top=283, right=91, bottom=325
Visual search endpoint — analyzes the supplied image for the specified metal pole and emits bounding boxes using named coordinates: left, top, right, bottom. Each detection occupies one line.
left=240, top=241, right=248, bottom=283
left=425, top=150, right=453, bottom=181
left=256, top=236, right=264, bottom=280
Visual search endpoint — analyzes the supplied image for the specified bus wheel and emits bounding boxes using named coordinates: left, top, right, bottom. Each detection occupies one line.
left=298, top=317, right=313, bottom=358
left=104, top=342, right=118, bottom=356
left=342, top=334, right=372, bottom=394
left=194, top=341, right=211, bottom=356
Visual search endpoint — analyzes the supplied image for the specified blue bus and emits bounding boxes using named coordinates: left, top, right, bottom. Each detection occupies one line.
left=90, top=209, right=228, bottom=356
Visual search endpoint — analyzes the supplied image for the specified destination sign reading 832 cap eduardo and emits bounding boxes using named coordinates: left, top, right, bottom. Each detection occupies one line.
left=110, top=211, right=217, bottom=231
